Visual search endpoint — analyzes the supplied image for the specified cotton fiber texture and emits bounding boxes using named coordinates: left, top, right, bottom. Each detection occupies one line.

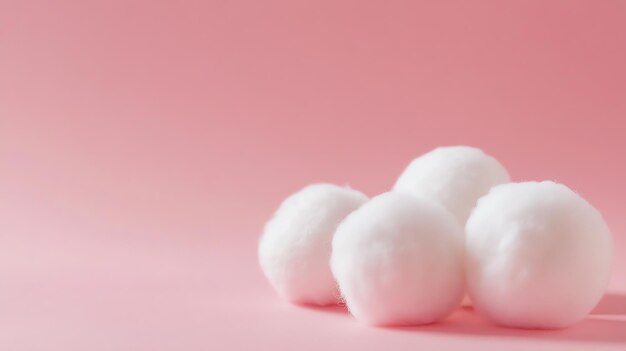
left=331, top=192, right=464, bottom=326
left=259, top=183, right=368, bottom=305
left=393, top=146, right=510, bottom=224
left=465, top=181, right=613, bottom=329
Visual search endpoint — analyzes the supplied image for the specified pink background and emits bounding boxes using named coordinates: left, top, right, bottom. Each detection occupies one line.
left=1, top=1, right=625, bottom=350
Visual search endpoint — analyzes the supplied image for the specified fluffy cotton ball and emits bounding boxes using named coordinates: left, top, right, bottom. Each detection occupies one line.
left=331, top=192, right=464, bottom=326
left=393, top=146, right=510, bottom=224
left=466, top=181, right=613, bottom=329
left=259, top=183, right=368, bottom=305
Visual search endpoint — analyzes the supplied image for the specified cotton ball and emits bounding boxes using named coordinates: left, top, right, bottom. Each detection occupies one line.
left=331, top=192, right=464, bottom=326
left=393, top=146, right=510, bottom=224
left=466, top=181, right=613, bottom=329
left=259, top=183, right=368, bottom=305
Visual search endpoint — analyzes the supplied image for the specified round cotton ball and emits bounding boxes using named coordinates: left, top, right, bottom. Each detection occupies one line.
left=331, top=192, right=464, bottom=326
left=466, top=181, right=613, bottom=329
left=393, top=146, right=510, bottom=224
left=258, top=183, right=368, bottom=305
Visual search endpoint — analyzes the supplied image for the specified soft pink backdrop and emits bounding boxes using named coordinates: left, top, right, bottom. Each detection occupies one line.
left=1, top=1, right=625, bottom=350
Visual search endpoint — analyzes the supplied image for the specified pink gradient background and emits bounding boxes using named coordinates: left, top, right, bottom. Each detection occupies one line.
left=1, top=0, right=626, bottom=350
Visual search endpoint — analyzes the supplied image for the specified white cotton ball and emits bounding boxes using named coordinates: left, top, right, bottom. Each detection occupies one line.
left=259, top=183, right=368, bottom=305
left=331, top=192, right=464, bottom=326
left=466, top=181, right=614, bottom=329
left=393, top=146, right=510, bottom=224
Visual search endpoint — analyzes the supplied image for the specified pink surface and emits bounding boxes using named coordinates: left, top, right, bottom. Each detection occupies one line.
left=1, top=1, right=625, bottom=350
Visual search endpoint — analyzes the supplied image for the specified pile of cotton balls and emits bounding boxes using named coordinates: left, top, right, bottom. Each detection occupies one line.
left=258, top=146, right=613, bottom=329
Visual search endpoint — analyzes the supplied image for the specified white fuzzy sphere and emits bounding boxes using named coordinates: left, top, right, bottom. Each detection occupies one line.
left=331, top=192, right=464, bottom=326
left=393, top=146, right=510, bottom=224
left=466, top=181, right=613, bottom=329
left=259, top=183, right=368, bottom=305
